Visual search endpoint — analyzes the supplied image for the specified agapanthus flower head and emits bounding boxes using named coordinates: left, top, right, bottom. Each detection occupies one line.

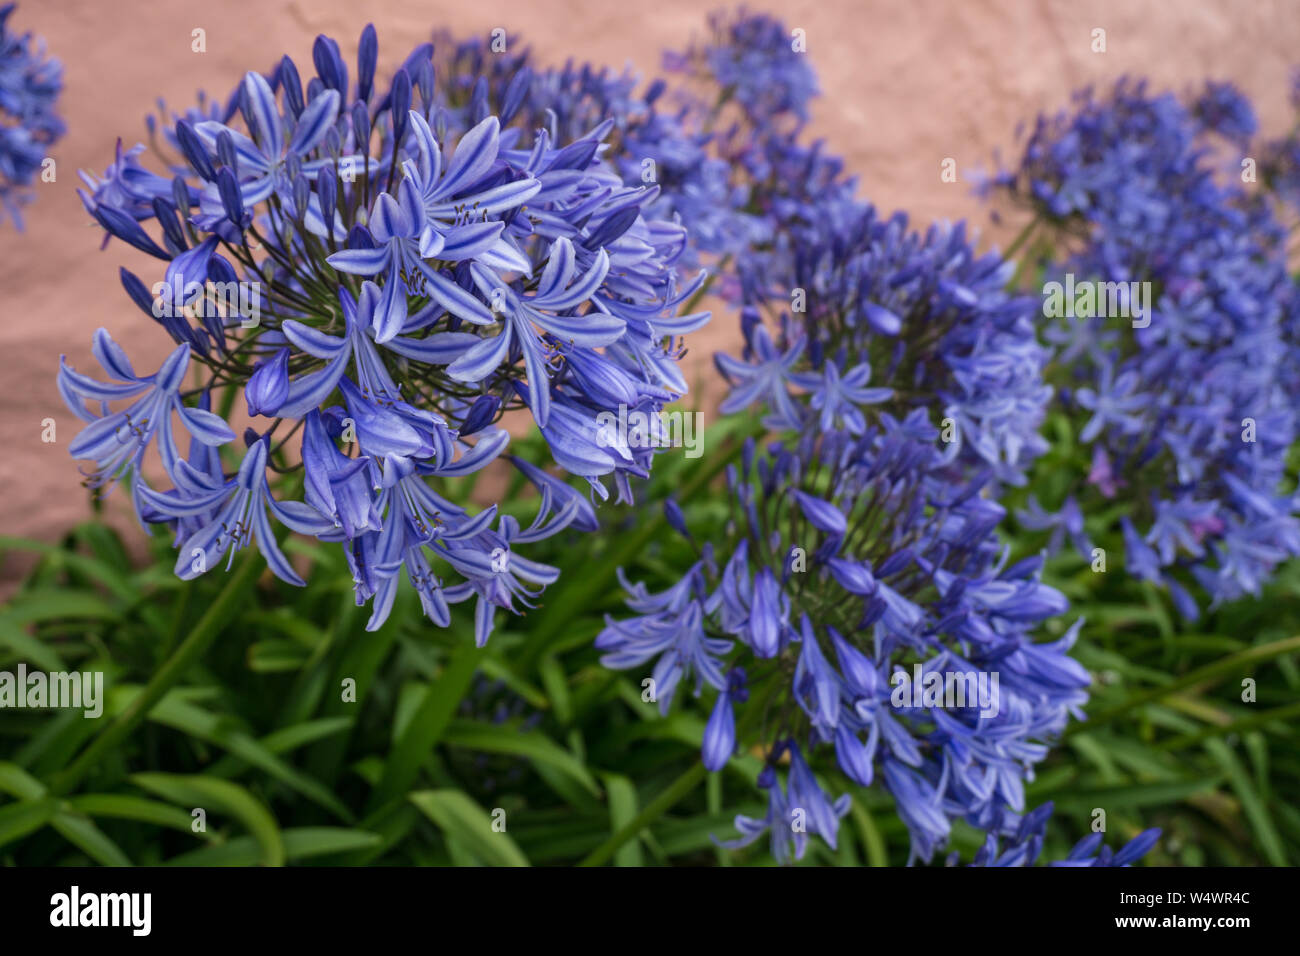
left=599, top=412, right=1091, bottom=864
left=720, top=201, right=1052, bottom=487
left=993, top=77, right=1300, bottom=615
left=0, top=2, right=63, bottom=227
left=664, top=7, right=818, bottom=131
left=646, top=12, right=1050, bottom=487
left=64, top=24, right=708, bottom=644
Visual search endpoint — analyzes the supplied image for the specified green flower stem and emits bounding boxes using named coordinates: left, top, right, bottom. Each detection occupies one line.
left=577, top=674, right=779, bottom=867
left=48, top=556, right=263, bottom=796
left=578, top=762, right=707, bottom=867
left=1003, top=213, right=1041, bottom=260
left=682, top=254, right=731, bottom=314
left=1074, top=633, right=1300, bottom=735
left=1157, top=700, right=1300, bottom=752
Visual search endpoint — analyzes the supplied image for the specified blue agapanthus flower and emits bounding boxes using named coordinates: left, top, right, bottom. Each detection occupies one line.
left=1189, top=79, right=1257, bottom=147
left=64, top=25, right=709, bottom=645
left=627, top=10, right=1051, bottom=488
left=993, top=78, right=1300, bottom=615
left=663, top=7, right=818, bottom=132
left=959, top=800, right=1161, bottom=867
left=599, top=412, right=1094, bottom=864
left=723, top=204, right=1052, bottom=487
left=589, top=9, right=1093, bottom=866
left=437, top=10, right=818, bottom=273
left=0, top=2, right=63, bottom=228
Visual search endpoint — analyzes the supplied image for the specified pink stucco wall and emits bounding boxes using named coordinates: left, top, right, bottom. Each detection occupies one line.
left=3, top=0, right=1299, bottom=571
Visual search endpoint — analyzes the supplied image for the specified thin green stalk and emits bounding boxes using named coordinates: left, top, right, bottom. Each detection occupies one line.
left=849, top=798, right=888, bottom=866
left=683, top=254, right=731, bottom=314
left=1074, top=634, right=1300, bottom=734
left=1156, top=700, right=1300, bottom=752
left=577, top=672, right=780, bottom=867
left=1002, top=214, right=1041, bottom=260
left=578, top=763, right=707, bottom=867
left=49, top=557, right=262, bottom=796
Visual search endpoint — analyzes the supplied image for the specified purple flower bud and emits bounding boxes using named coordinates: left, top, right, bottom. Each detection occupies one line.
left=316, top=170, right=336, bottom=226
left=175, top=120, right=214, bottom=180
left=389, top=68, right=411, bottom=144
left=246, top=348, right=290, bottom=417
left=791, top=489, right=846, bottom=535
left=664, top=497, right=691, bottom=540
left=312, top=34, right=347, bottom=95
left=863, top=301, right=901, bottom=335
left=279, top=56, right=304, bottom=117
left=216, top=167, right=245, bottom=226
left=215, top=130, right=238, bottom=175
left=702, top=691, right=735, bottom=771
left=501, top=67, right=531, bottom=125
left=459, top=394, right=500, bottom=435
left=356, top=24, right=377, bottom=102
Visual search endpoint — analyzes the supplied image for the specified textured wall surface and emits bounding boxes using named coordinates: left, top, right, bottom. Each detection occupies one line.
left=3, top=0, right=1299, bottom=559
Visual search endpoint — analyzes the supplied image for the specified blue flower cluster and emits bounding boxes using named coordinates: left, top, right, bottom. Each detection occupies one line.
left=659, top=8, right=821, bottom=262
left=0, top=2, right=63, bottom=228
left=723, top=204, right=1052, bottom=487
left=597, top=7, right=1122, bottom=868
left=600, top=418, right=1093, bottom=864
left=994, top=78, right=1300, bottom=616
left=63, top=25, right=708, bottom=645
left=960, top=800, right=1162, bottom=867
left=1189, top=79, right=1257, bottom=147
left=646, top=10, right=1051, bottom=488
left=663, top=7, right=817, bottom=134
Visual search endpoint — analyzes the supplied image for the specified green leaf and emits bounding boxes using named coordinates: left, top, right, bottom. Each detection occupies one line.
left=0, top=797, right=57, bottom=849
left=368, top=644, right=481, bottom=812
left=164, top=828, right=381, bottom=866
left=0, top=619, right=66, bottom=671
left=603, top=773, right=643, bottom=867
left=0, top=761, right=45, bottom=800
left=1204, top=739, right=1288, bottom=866
left=146, top=694, right=352, bottom=822
left=850, top=799, right=889, bottom=867
left=247, top=640, right=311, bottom=673
left=538, top=655, right=572, bottom=725
left=1048, top=777, right=1222, bottom=810
left=0, top=535, right=135, bottom=602
left=130, top=773, right=284, bottom=866
left=409, top=790, right=529, bottom=867
left=1, top=589, right=121, bottom=625
left=66, top=794, right=207, bottom=835
left=49, top=556, right=263, bottom=797
left=51, top=813, right=132, bottom=866
left=442, top=720, right=600, bottom=796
